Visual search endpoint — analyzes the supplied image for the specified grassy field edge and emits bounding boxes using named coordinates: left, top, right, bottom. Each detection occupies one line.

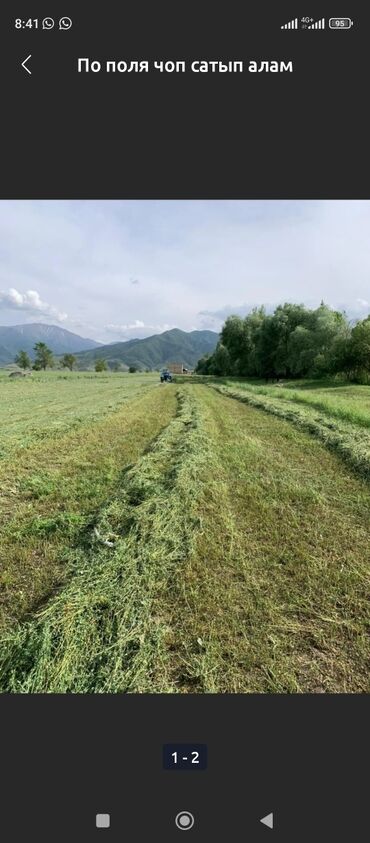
left=208, top=383, right=370, bottom=482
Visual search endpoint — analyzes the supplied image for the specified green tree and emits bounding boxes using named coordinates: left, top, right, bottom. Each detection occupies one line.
left=220, top=315, right=245, bottom=374
left=257, top=315, right=282, bottom=379
left=195, top=354, right=211, bottom=374
left=310, top=305, right=349, bottom=375
left=287, top=325, right=316, bottom=376
left=272, top=303, right=309, bottom=377
left=61, top=353, right=76, bottom=371
left=195, top=302, right=358, bottom=381
left=207, top=343, right=231, bottom=376
left=33, top=342, right=54, bottom=370
left=95, top=359, right=107, bottom=372
left=14, top=350, right=31, bottom=370
left=349, top=317, right=370, bottom=380
left=242, top=307, right=266, bottom=375
left=328, top=334, right=353, bottom=378
left=128, top=365, right=137, bottom=373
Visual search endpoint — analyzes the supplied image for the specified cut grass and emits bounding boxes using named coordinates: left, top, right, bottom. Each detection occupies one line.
left=0, top=370, right=158, bottom=459
left=0, top=389, right=211, bottom=692
left=223, top=379, right=370, bottom=430
left=208, top=382, right=370, bottom=482
left=1, top=384, right=369, bottom=693
left=162, top=386, right=370, bottom=693
left=0, top=382, right=176, bottom=630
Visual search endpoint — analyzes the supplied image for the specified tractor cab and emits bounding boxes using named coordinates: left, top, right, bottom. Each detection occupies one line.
left=160, top=368, right=172, bottom=382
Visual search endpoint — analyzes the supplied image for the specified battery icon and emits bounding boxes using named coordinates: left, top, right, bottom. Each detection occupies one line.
left=329, top=17, right=353, bottom=28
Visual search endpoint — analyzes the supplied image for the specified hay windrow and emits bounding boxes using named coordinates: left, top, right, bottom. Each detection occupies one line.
left=0, top=390, right=211, bottom=693
left=208, top=384, right=370, bottom=481
left=1, top=380, right=370, bottom=694
left=0, top=377, right=176, bottom=630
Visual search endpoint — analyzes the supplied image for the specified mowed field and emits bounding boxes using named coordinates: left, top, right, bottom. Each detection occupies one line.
left=0, top=372, right=369, bottom=692
left=222, top=378, right=370, bottom=430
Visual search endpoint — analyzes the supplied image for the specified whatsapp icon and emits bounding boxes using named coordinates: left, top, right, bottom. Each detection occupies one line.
left=59, top=17, right=72, bottom=30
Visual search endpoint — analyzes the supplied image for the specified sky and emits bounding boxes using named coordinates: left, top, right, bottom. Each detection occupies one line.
left=0, top=200, right=369, bottom=343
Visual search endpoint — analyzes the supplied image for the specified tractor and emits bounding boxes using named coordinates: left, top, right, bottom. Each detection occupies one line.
left=160, top=368, right=172, bottom=383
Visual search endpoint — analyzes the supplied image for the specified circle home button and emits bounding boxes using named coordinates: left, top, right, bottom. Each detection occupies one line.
left=175, top=811, right=195, bottom=831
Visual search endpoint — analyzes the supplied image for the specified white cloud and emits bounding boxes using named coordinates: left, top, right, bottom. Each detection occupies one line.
left=105, top=321, right=176, bottom=339
left=106, top=320, right=145, bottom=330
left=1, top=200, right=370, bottom=342
left=0, top=287, right=68, bottom=322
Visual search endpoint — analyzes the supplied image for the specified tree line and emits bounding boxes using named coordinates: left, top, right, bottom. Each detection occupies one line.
left=15, top=344, right=77, bottom=371
left=195, top=303, right=370, bottom=381
left=14, top=343, right=140, bottom=373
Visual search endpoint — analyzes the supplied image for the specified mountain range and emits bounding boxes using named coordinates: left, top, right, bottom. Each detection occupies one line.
left=0, top=323, right=101, bottom=364
left=73, top=328, right=218, bottom=369
left=0, top=324, right=219, bottom=369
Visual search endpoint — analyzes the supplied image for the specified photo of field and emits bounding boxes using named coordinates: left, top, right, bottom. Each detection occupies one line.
left=0, top=369, right=369, bottom=692
left=0, top=200, right=369, bottom=693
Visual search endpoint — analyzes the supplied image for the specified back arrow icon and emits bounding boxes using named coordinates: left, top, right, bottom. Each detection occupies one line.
left=260, top=813, right=274, bottom=829
left=21, top=54, right=32, bottom=75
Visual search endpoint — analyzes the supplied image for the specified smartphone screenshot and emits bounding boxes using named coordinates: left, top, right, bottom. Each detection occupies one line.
left=1, top=4, right=369, bottom=841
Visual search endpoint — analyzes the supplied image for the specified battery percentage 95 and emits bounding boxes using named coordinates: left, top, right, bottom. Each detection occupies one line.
left=329, top=18, right=353, bottom=29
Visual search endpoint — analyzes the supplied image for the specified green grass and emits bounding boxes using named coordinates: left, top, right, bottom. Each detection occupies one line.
left=0, top=389, right=210, bottom=691
left=204, top=380, right=370, bottom=482
left=222, top=378, right=370, bottom=430
left=157, top=386, right=370, bottom=693
left=0, top=373, right=176, bottom=629
left=0, top=378, right=369, bottom=693
left=0, top=370, right=158, bottom=459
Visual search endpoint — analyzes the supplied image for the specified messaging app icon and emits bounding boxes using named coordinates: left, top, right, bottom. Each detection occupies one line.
left=42, top=18, right=55, bottom=29
left=59, top=17, right=72, bottom=30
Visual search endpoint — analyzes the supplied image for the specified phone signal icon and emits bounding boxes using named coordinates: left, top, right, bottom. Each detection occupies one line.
left=281, top=18, right=298, bottom=29
left=308, top=18, right=325, bottom=29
